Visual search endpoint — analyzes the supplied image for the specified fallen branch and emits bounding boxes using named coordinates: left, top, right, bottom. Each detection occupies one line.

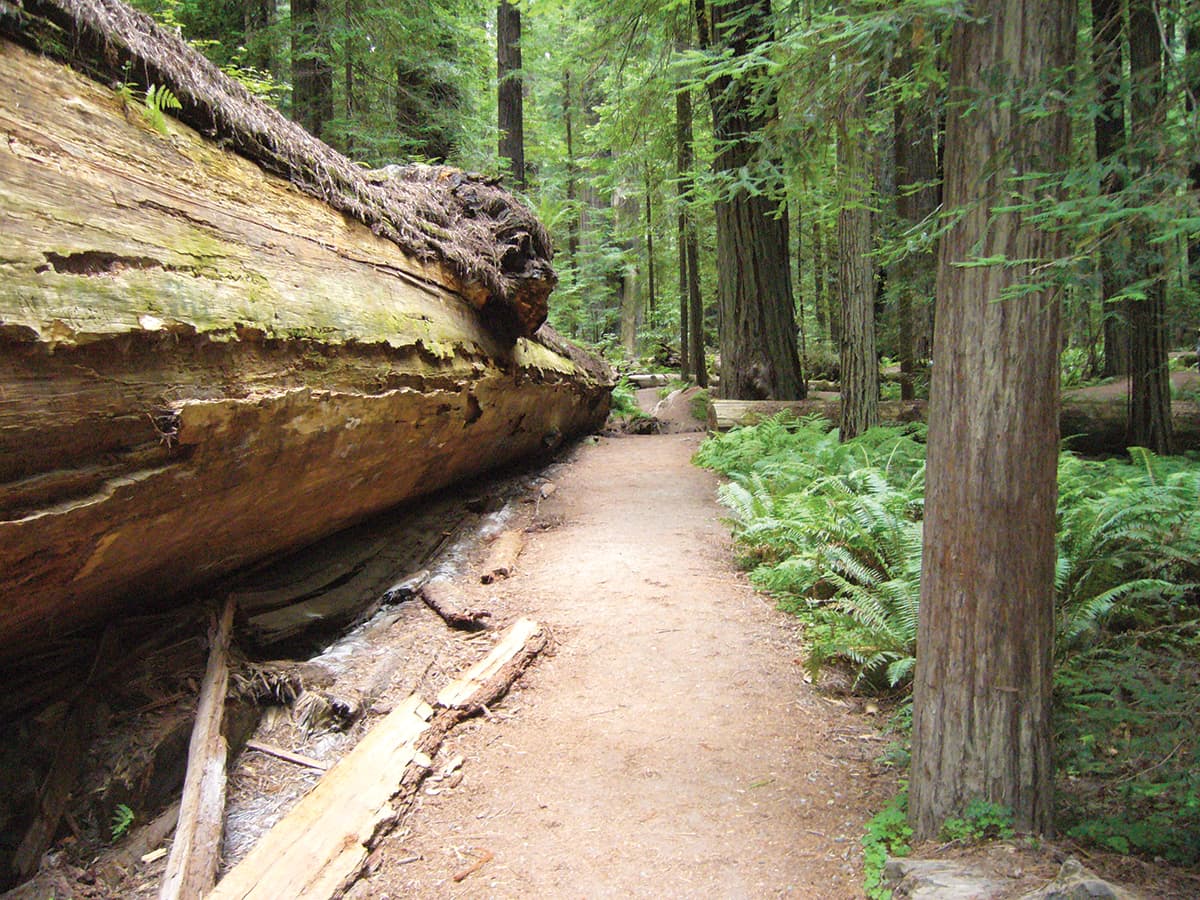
left=420, top=579, right=491, bottom=630
left=480, top=530, right=524, bottom=584
left=159, top=596, right=236, bottom=900
left=452, top=848, right=494, bottom=883
left=245, top=740, right=328, bottom=772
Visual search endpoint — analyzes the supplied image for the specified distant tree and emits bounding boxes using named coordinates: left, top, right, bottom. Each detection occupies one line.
left=498, top=0, right=526, bottom=189
left=909, top=0, right=1074, bottom=839
left=697, top=0, right=804, bottom=400
left=837, top=85, right=878, bottom=440
left=292, top=0, right=333, bottom=139
left=1125, top=0, right=1172, bottom=454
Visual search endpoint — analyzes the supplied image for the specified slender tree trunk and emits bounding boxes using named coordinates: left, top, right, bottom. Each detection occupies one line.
left=645, top=166, right=657, bottom=323
left=244, top=0, right=274, bottom=73
left=812, top=219, right=827, bottom=342
left=795, top=197, right=807, bottom=380
left=564, top=70, right=580, bottom=266
left=497, top=0, right=526, bottom=190
left=676, top=72, right=692, bottom=381
left=909, top=0, right=1073, bottom=840
left=697, top=0, right=803, bottom=399
left=616, top=188, right=640, bottom=359
left=1093, top=0, right=1130, bottom=378
left=292, top=0, right=333, bottom=140
left=1126, top=0, right=1172, bottom=453
left=837, top=91, right=878, bottom=440
left=893, top=52, right=939, bottom=401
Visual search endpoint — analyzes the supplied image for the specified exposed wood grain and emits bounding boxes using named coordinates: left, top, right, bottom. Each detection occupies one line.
left=480, top=530, right=524, bottom=584
left=159, top=597, right=236, bottom=900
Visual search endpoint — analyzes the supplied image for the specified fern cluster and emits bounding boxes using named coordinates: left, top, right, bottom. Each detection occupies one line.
left=698, top=415, right=1200, bottom=864
left=697, top=416, right=1200, bottom=690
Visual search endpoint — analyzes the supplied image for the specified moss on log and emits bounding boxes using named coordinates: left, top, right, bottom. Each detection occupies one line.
left=0, top=39, right=611, bottom=664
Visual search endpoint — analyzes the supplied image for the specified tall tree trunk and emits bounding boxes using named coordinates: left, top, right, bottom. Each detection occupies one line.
left=675, top=63, right=707, bottom=387
left=244, top=0, right=274, bottom=73
left=697, top=0, right=803, bottom=399
left=645, top=166, right=657, bottom=323
left=812, top=218, right=827, bottom=343
left=616, top=189, right=640, bottom=359
left=892, top=51, right=939, bottom=401
left=909, top=0, right=1073, bottom=840
left=676, top=74, right=692, bottom=381
left=1126, top=0, right=1172, bottom=453
left=497, top=0, right=525, bottom=190
left=1093, top=0, right=1130, bottom=378
left=564, top=70, right=580, bottom=266
left=795, top=196, right=807, bottom=381
left=291, top=0, right=333, bottom=140
left=837, top=91, right=878, bottom=440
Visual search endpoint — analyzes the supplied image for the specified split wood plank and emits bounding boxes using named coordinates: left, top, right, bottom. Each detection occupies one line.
left=480, top=529, right=525, bottom=584
left=206, top=693, right=435, bottom=900
left=208, top=618, right=544, bottom=900
left=159, top=596, right=236, bottom=900
left=436, top=618, right=541, bottom=709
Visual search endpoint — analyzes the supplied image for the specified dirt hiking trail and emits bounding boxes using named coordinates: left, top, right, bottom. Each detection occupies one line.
left=357, top=432, right=891, bottom=898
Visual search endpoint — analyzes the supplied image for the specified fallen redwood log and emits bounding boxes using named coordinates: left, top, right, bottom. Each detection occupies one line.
left=708, top=397, right=1200, bottom=454
left=0, top=26, right=611, bottom=665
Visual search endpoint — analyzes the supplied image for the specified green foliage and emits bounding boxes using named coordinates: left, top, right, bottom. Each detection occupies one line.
left=117, top=82, right=182, bottom=136
left=699, top=415, right=1200, bottom=864
left=939, top=799, right=1015, bottom=843
left=608, top=379, right=648, bottom=421
left=862, top=791, right=912, bottom=900
left=688, top=388, right=709, bottom=424
left=1055, top=633, right=1200, bottom=864
left=111, top=803, right=135, bottom=841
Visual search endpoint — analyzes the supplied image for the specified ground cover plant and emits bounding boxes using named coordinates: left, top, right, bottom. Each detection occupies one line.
left=696, top=414, right=1200, bottom=866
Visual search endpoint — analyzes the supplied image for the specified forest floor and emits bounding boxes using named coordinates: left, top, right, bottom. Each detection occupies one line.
left=356, top=428, right=896, bottom=898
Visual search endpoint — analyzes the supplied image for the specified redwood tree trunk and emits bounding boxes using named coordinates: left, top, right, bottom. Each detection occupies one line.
left=497, top=0, right=525, bottom=190
left=893, top=54, right=938, bottom=402
left=1093, top=0, right=1130, bottom=378
left=909, top=0, right=1073, bottom=840
left=1125, top=0, right=1172, bottom=453
left=837, top=91, right=878, bottom=440
left=698, top=0, right=803, bottom=400
left=564, top=70, right=580, bottom=266
left=291, top=0, right=332, bottom=140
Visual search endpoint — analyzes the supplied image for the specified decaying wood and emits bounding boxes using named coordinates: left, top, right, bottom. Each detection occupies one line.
left=208, top=619, right=545, bottom=899
left=207, top=693, right=434, bottom=900
left=244, top=740, right=328, bottom=772
left=159, top=597, right=235, bottom=900
left=10, top=699, right=88, bottom=881
left=480, top=529, right=525, bottom=584
left=420, top=579, right=491, bottom=630
left=98, top=801, right=181, bottom=887
left=436, top=618, right=542, bottom=709
left=0, top=41, right=611, bottom=666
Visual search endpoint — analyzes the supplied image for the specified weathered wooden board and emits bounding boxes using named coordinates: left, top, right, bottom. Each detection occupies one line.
left=205, top=693, right=435, bottom=900
left=208, top=618, right=544, bottom=899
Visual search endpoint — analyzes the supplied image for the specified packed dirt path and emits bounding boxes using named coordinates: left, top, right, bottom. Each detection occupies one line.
left=354, top=433, right=892, bottom=898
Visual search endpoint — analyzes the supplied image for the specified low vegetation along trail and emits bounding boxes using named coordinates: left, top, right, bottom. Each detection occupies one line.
left=356, top=431, right=892, bottom=898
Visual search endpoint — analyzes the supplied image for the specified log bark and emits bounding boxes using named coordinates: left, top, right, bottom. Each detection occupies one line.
left=0, top=40, right=611, bottom=665
left=208, top=619, right=544, bottom=899
left=159, top=597, right=235, bottom=900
